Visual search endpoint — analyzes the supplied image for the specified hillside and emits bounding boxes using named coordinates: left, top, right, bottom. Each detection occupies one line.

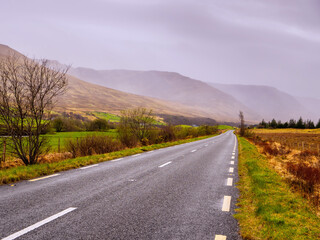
left=0, top=44, right=24, bottom=58
left=0, top=44, right=220, bottom=121
left=211, top=83, right=316, bottom=122
left=69, top=68, right=260, bottom=122
left=57, top=75, right=214, bottom=118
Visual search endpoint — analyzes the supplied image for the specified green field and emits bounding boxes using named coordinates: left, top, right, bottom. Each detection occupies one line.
left=218, top=125, right=234, bottom=130
left=46, top=130, right=118, bottom=151
left=89, top=112, right=121, bottom=122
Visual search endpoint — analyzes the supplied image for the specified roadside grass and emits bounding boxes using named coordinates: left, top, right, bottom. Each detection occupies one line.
left=0, top=134, right=217, bottom=185
left=235, top=137, right=320, bottom=240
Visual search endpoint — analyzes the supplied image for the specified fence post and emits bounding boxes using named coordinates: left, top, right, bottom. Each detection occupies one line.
left=3, top=139, right=6, bottom=163
left=58, top=137, right=61, bottom=153
left=302, top=141, right=304, bottom=151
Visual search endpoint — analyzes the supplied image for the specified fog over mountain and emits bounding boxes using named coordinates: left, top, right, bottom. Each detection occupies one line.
left=1, top=0, right=320, bottom=99
left=69, top=66, right=319, bottom=123
left=68, top=67, right=261, bottom=122
left=0, top=44, right=225, bottom=121
left=211, top=83, right=319, bottom=122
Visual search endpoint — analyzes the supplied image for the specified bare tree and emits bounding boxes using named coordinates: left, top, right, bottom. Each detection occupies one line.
left=0, top=54, right=68, bottom=165
left=118, top=108, right=155, bottom=146
left=239, top=111, right=245, bottom=136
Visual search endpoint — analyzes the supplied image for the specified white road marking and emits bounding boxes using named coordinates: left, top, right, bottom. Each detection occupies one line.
left=231, top=156, right=235, bottom=159
left=132, top=154, right=141, bottom=157
left=2, top=207, right=77, bottom=240
left=158, top=161, right=172, bottom=168
left=215, top=235, right=227, bottom=240
left=230, top=161, right=234, bottom=165
left=232, top=152, right=235, bottom=156
left=111, top=158, right=123, bottom=162
left=191, top=149, right=197, bottom=153
left=222, top=196, right=231, bottom=212
left=229, top=167, right=234, bottom=173
left=29, top=174, right=60, bottom=182
left=204, top=144, right=208, bottom=147
left=227, top=178, right=233, bottom=186
left=148, top=151, right=154, bottom=153
left=80, top=164, right=99, bottom=170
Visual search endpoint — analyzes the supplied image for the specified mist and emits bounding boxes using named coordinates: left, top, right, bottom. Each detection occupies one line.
left=1, top=0, right=320, bottom=99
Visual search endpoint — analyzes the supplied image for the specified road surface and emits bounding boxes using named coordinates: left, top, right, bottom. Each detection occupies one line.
left=0, top=130, right=240, bottom=240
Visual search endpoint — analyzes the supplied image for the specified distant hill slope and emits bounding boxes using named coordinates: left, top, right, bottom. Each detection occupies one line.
left=0, top=44, right=24, bottom=58
left=0, top=44, right=220, bottom=121
left=211, top=83, right=317, bottom=122
left=69, top=68, right=260, bottom=122
left=57, top=75, right=214, bottom=118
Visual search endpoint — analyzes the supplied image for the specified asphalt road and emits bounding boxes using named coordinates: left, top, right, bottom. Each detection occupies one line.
left=0, top=131, right=240, bottom=240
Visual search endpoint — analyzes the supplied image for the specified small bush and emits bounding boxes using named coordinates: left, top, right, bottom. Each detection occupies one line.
left=118, top=126, right=139, bottom=148
left=287, top=162, right=320, bottom=189
left=65, top=135, right=124, bottom=158
left=297, top=150, right=318, bottom=159
left=87, top=119, right=110, bottom=131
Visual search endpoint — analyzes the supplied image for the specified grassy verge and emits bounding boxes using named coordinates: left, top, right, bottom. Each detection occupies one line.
left=235, top=137, right=320, bottom=240
left=0, top=134, right=216, bottom=185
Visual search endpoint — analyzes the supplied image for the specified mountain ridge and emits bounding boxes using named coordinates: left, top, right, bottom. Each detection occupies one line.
left=0, top=44, right=224, bottom=122
left=69, top=67, right=261, bottom=122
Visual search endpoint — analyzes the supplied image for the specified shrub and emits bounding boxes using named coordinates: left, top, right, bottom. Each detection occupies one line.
left=87, top=119, right=110, bottom=131
left=287, top=162, right=320, bottom=199
left=65, top=135, right=124, bottom=158
left=159, top=125, right=176, bottom=142
left=117, top=125, right=139, bottom=148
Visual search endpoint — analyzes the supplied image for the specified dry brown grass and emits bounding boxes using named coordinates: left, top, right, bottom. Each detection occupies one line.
left=248, top=129, right=320, bottom=207
left=253, top=128, right=320, bottom=153
left=0, top=152, right=73, bottom=169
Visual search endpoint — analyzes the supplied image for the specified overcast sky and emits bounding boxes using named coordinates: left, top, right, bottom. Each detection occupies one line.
left=1, top=0, right=320, bottom=99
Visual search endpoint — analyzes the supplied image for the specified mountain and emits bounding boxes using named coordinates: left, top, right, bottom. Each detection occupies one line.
left=211, top=83, right=317, bottom=122
left=0, top=44, right=24, bottom=58
left=68, top=68, right=260, bottom=122
left=296, top=97, right=320, bottom=121
left=0, top=44, right=220, bottom=122
left=57, top=75, right=214, bottom=118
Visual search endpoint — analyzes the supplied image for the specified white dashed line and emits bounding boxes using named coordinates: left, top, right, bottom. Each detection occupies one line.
left=111, top=158, right=123, bottom=162
left=29, top=174, right=60, bottom=182
left=191, top=149, right=197, bottom=153
left=132, top=154, right=141, bottom=157
left=2, top=207, right=77, bottom=240
left=222, top=196, right=231, bottom=212
left=227, top=178, right=233, bottom=186
left=229, top=167, right=234, bottom=173
left=158, top=161, right=172, bottom=168
left=147, top=151, right=154, bottom=153
left=80, top=164, right=99, bottom=170
left=232, top=152, right=235, bottom=156
left=231, top=156, right=235, bottom=159
left=230, top=161, right=234, bottom=165
left=215, top=235, right=227, bottom=240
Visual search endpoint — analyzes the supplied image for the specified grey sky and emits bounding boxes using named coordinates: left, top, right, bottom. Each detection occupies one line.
left=1, top=0, right=320, bottom=99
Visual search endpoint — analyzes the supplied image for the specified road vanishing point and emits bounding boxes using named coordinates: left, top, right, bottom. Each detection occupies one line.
left=0, top=131, right=240, bottom=240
